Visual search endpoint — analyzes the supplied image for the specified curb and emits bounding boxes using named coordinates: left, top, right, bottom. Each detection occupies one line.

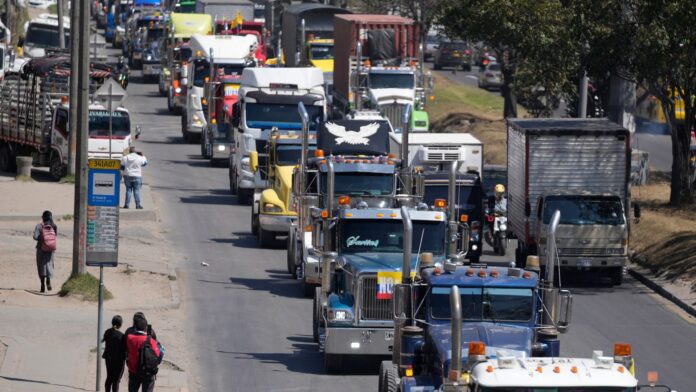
left=628, top=267, right=696, bottom=319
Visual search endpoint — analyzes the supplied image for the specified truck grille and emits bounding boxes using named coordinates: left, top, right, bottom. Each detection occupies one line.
left=380, top=103, right=406, bottom=130
left=360, top=276, right=392, bottom=321
left=558, top=248, right=620, bottom=256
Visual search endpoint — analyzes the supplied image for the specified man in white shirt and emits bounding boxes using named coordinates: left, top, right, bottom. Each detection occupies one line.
left=120, top=146, right=148, bottom=209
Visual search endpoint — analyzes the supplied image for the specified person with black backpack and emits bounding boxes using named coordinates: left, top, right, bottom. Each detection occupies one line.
left=125, top=316, right=162, bottom=392
left=32, top=210, right=57, bottom=293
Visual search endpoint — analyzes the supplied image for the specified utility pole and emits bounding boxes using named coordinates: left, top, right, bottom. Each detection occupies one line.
left=578, top=73, right=588, bottom=118
left=57, top=0, right=65, bottom=49
left=71, top=0, right=90, bottom=277
left=68, top=0, right=79, bottom=176
left=607, top=0, right=636, bottom=133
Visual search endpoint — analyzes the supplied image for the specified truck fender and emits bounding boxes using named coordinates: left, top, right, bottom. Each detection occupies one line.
left=252, top=190, right=263, bottom=214
left=259, top=189, right=283, bottom=211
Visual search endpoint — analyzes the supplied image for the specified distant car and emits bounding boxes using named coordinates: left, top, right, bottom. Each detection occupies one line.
left=424, top=33, right=440, bottom=61
left=433, top=41, right=472, bottom=71
left=478, top=62, right=502, bottom=90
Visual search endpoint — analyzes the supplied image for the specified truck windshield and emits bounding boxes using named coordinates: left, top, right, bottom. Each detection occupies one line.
left=245, top=103, right=323, bottom=130
left=89, top=111, right=131, bottom=138
left=321, top=172, right=394, bottom=197
left=310, top=44, right=333, bottom=60
left=193, top=60, right=248, bottom=87
left=430, top=287, right=534, bottom=322
left=368, top=72, right=415, bottom=89
left=542, top=196, right=625, bottom=226
left=25, top=23, right=70, bottom=48
left=339, top=220, right=446, bottom=255
left=146, top=28, right=166, bottom=42
left=423, top=185, right=482, bottom=215
left=275, top=145, right=315, bottom=166
left=478, top=388, right=634, bottom=392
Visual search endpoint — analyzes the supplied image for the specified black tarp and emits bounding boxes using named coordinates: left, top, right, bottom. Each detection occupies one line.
left=317, top=119, right=391, bottom=156
left=366, top=29, right=397, bottom=64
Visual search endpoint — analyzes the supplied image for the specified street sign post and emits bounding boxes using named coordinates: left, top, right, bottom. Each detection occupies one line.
left=86, top=158, right=120, bottom=391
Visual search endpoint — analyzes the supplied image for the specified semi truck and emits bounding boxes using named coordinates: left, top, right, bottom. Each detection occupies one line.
left=379, top=204, right=573, bottom=391
left=229, top=67, right=326, bottom=204
left=182, top=34, right=257, bottom=143
left=250, top=130, right=317, bottom=247
left=332, top=14, right=432, bottom=131
left=280, top=3, right=352, bottom=78
left=0, top=57, right=136, bottom=179
left=201, top=72, right=242, bottom=164
left=507, top=118, right=639, bottom=285
left=195, top=0, right=255, bottom=20
left=215, top=19, right=267, bottom=64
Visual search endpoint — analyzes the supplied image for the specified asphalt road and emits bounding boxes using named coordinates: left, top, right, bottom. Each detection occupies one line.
left=120, top=62, right=696, bottom=390
left=427, top=63, right=674, bottom=172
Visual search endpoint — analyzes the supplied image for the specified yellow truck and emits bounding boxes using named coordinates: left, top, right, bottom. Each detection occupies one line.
left=250, top=130, right=316, bottom=247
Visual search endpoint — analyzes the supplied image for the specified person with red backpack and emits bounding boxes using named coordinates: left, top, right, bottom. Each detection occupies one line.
left=32, top=210, right=57, bottom=293
left=125, top=316, right=162, bottom=392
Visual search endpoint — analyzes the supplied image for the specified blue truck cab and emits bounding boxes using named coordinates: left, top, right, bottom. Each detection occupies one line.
left=379, top=211, right=573, bottom=392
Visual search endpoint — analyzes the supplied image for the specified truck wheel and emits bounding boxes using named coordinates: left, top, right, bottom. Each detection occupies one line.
left=229, top=169, right=237, bottom=195
left=378, top=361, right=391, bottom=392
left=181, top=115, right=190, bottom=142
left=49, top=155, right=64, bottom=181
left=384, top=362, right=399, bottom=392
left=301, top=277, right=314, bottom=298
left=609, top=267, right=624, bottom=286
left=312, top=287, right=322, bottom=343
left=324, top=353, right=342, bottom=374
left=238, top=188, right=252, bottom=205
left=167, top=92, right=174, bottom=112
left=258, top=226, right=274, bottom=248
left=287, top=232, right=297, bottom=276
left=0, top=145, right=12, bottom=172
left=515, top=242, right=527, bottom=268
left=251, top=210, right=259, bottom=236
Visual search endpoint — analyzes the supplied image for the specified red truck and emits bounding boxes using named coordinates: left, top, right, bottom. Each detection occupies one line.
left=332, top=14, right=429, bottom=129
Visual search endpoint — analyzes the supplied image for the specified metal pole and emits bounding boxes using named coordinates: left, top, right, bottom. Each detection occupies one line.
left=108, top=84, right=112, bottom=159
left=57, top=0, right=65, bottom=49
left=578, top=73, right=588, bottom=118
left=67, top=0, right=80, bottom=176
left=96, top=265, right=104, bottom=391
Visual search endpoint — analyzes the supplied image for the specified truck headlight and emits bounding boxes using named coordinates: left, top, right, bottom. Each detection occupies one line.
left=217, top=145, right=226, bottom=152
left=174, top=87, right=182, bottom=94
left=263, top=203, right=283, bottom=213
left=192, top=113, right=203, bottom=125
left=328, top=309, right=353, bottom=322
left=145, top=54, right=153, bottom=61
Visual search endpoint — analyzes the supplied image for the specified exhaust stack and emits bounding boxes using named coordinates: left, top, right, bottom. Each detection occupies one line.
left=400, top=104, right=412, bottom=195
left=354, top=40, right=362, bottom=111
left=401, top=206, right=412, bottom=284
left=450, top=285, right=462, bottom=374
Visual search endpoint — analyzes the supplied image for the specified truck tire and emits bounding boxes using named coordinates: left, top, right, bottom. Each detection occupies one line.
left=287, top=232, right=297, bottom=277
left=251, top=210, right=259, bottom=236
left=301, top=277, right=314, bottom=298
left=0, top=145, right=13, bottom=173
left=181, top=114, right=190, bottom=142
left=313, top=287, right=322, bottom=343
left=609, top=267, right=624, bottom=286
left=384, top=362, right=399, bottom=392
left=49, top=155, right=64, bottom=181
left=167, top=92, right=174, bottom=112
left=229, top=169, right=238, bottom=195
left=378, top=361, right=392, bottom=392
left=258, top=226, right=274, bottom=248
left=324, top=353, right=343, bottom=374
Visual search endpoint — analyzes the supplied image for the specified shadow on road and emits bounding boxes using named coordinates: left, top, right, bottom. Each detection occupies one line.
left=227, top=272, right=304, bottom=299
left=558, top=274, right=652, bottom=296
left=216, top=335, right=385, bottom=375
left=142, top=136, right=184, bottom=145
left=180, top=193, right=235, bottom=205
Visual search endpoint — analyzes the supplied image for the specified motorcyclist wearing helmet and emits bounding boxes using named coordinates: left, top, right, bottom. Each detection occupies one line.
left=493, top=184, right=507, bottom=216
left=115, top=56, right=129, bottom=75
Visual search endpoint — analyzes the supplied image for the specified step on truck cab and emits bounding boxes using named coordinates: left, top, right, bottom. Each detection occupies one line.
left=183, top=33, right=258, bottom=143
left=230, top=67, right=326, bottom=204
left=333, top=14, right=432, bottom=132
left=160, top=13, right=213, bottom=100
left=507, top=118, right=639, bottom=285
left=250, top=130, right=317, bottom=247
left=288, top=112, right=401, bottom=296
left=380, top=203, right=574, bottom=391
left=0, top=57, right=137, bottom=179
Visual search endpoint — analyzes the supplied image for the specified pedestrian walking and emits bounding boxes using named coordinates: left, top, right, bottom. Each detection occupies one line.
left=33, top=210, right=57, bottom=293
left=103, top=315, right=127, bottom=392
left=121, top=146, right=147, bottom=209
left=125, top=316, right=162, bottom=392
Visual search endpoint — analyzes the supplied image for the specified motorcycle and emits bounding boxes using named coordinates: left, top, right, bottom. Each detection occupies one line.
left=485, top=208, right=508, bottom=256
left=117, top=71, right=129, bottom=89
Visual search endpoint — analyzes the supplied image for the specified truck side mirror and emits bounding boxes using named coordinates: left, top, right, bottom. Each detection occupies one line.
left=556, top=289, right=572, bottom=333
left=634, top=203, right=641, bottom=223
left=249, top=151, right=258, bottom=173
left=135, top=125, right=142, bottom=139
left=392, top=284, right=411, bottom=320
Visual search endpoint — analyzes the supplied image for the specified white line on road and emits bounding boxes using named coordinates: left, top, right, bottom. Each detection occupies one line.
left=465, top=75, right=478, bottom=79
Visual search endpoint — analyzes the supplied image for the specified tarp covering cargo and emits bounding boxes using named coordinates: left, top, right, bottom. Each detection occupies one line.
left=366, top=29, right=397, bottom=64
left=317, top=119, right=391, bottom=156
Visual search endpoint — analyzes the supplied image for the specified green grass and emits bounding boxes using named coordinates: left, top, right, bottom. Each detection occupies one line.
left=47, top=4, right=57, bottom=13
left=59, top=273, right=113, bottom=302
left=427, top=73, right=506, bottom=121
left=59, top=175, right=75, bottom=184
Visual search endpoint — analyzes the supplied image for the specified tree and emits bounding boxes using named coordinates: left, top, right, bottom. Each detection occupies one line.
left=631, top=0, right=696, bottom=206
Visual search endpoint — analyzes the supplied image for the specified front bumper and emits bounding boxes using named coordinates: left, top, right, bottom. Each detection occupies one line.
left=259, top=214, right=295, bottom=233
left=187, top=122, right=204, bottom=135
left=173, top=95, right=186, bottom=108
left=556, top=255, right=628, bottom=269
left=88, top=152, right=124, bottom=159
left=324, top=326, right=393, bottom=355
left=142, top=63, right=161, bottom=76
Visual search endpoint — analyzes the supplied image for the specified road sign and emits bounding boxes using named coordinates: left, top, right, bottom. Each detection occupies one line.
left=86, top=159, right=121, bottom=267
left=94, top=78, right=128, bottom=107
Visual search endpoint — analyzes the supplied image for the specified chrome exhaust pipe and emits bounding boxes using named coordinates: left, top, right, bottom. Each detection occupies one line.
left=401, top=205, right=412, bottom=284
left=450, top=285, right=462, bottom=374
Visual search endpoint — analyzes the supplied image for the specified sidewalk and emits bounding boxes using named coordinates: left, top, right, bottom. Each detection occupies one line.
left=0, top=174, right=189, bottom=392
left=629, top=261, right=696, bottom=318
left=0, top=171, right=157, bottom=222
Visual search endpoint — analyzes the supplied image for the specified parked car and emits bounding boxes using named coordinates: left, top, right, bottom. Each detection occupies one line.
left=433, top=40, right=472, bottom=71
left=478, top=62, right=502, bottom=90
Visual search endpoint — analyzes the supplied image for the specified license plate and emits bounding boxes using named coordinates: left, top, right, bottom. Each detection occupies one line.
left=385, top=331, right=394, bottom=341
left=577, top=259, right=592, bottom=267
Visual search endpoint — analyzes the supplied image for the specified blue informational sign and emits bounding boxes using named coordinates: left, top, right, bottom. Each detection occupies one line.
left=86, top=159, right=121, bottom=267
left=88, top=170, right=121, bottom=207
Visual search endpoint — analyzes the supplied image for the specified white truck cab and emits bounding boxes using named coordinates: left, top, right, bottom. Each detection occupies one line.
left=182, top=34, right=258, bottom=142
left=231, top=67, right=326, bottom=204
left=23, top=14, right=70, bottom=58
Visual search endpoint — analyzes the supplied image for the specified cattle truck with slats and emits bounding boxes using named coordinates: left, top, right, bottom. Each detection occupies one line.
left=507, top=118, right=639, bottom=285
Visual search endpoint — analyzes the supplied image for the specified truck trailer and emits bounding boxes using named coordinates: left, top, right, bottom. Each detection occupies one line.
left=507, top=118, right=639, bottom=285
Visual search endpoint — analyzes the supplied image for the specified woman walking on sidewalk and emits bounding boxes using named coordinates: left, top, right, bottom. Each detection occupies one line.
left=33, top=210, right=57, bottom=293
left=103, top=315, right=127, bottom=392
